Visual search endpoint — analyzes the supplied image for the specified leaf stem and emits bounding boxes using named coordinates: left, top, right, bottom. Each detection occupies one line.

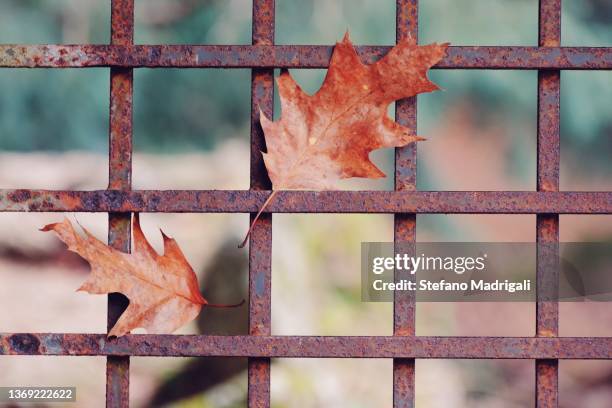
left=238, top=190, right=278, bottom=248
left=206, top=299, right=246, bottom=308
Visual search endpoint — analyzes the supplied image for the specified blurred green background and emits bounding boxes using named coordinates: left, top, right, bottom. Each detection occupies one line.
left=0, top=1, right=611, bottom=408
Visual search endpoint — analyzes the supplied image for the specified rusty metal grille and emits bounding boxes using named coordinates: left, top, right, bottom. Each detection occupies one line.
left=0, top=0, right=611, bottom=407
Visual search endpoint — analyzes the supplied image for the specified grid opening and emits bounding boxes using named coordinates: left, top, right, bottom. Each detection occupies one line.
left=418, top=0, right=538, bottom=46
left=417, top=70, right=537, bottom=191
left=560, top=71, right=612, bottom=191
left=272, top=214, right=393, bottom=336
left=276, top=0, right=395, bottom=45
left=0, top=1, right=110, bottom=45
left=416, top=359, right=536, bottom=407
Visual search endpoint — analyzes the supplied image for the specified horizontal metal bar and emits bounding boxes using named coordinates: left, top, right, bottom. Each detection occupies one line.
left=1, top=333, right=611, bottom=359
left=0, top=45, right=610, bottom=69
left=1, top=190, right=611, bottom=214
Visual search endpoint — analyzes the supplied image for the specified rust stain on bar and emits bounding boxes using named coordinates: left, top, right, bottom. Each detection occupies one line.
left=537, top=71, right=560, bottom=192
left=539, top=0, right=561, bottom=48
left=2, top=334, right=612, bottom=359
left=0, top=45, right=610, bottom=69
left=249, top=1, right=274, bottom=407
left=394, top=1, right=418, bottom=407
left=107, top=1, right=134, bottom=407
left=108, top=68, right=133, bottom=190
left=536, top=1, right=561, bottom=407
left=1, top=190, right=612, bottom=214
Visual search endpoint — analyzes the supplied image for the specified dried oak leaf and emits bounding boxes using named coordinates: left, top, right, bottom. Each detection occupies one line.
left=241, top=33, right=448, bottom=246
left=42, top=215, right=206, bottom=337
left=261, top=33, right=448, bottom=189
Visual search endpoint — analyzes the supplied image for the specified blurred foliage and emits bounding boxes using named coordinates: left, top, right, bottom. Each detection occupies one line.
left=0, top=0, right=609, bottom=163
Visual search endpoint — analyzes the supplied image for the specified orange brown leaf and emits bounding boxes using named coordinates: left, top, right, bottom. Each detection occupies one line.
left=261, top=32, right=448, bottom=190
left=240, top=33, right=448, bottom=247
left=41, top=214, right=206, bottom=337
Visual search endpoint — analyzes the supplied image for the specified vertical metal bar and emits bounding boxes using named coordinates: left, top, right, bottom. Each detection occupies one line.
left=108, top=1, right=134, bottom=407
left=249, top=1, right=274, bottom=407
left=394, top=1, right=418, bottom=407
left=536, top=1, right=560, bottom=407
